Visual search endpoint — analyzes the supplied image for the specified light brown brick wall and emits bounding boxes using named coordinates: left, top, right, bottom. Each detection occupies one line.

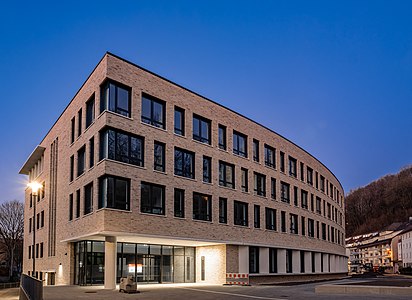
left=22, top=53, right=346, bottom=285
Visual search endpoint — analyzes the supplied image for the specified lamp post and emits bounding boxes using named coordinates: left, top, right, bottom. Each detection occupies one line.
left=28, top=181, right=42, bottom=278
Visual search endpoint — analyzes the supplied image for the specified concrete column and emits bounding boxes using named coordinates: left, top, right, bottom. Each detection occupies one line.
left=328, top=254, right=333, bottom=272
left=238, top=246, right=249, bottom=273
left=259, top=247, right=269, bottom=274
left=304, top=251, right=311, bottom=273
left=324, top=254, right=330, bottom=273
left=315, top=252, right=322, bottom=273
left=277, top=249, right=286, bottom=274
left=104, top=236, right=117, bottom=289
left=292, top=250, right=300, bottom=273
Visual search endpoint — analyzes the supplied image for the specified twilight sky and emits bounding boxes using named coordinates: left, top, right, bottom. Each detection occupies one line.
left=1, top=1, right=411, bottom=203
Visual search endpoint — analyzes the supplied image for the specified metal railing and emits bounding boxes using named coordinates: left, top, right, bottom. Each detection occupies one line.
left=20, top=274, right=43, bottom=300
left=0, top=281, right=20, bottom=289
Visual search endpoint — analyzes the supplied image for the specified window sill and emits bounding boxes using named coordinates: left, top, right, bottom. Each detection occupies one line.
left=241, top=191, right=250, bottom=195
left=76, top=172, right=86, bottom=180
left=233, top=224, right=249, bottom=229
left=173, top=216, right=186, bottom=220
left=264, top=164, right=276, bottom=171
left=139, top=212, right=167, bottom=218
left=82, top=212, right=94, bottom=218
left=173, top=133, right=186, bottom=139
left=96, top=207, right=132, bottom=213
left=254, top=194, right=267, bottom=199
left=141, top=121, right=167, bottom=132
left=232, top=153, right=249, bottom=160
left=99, top=158, right=146, bottom=170
left=101, top=109, right=134, bottom=121
left=218, top=184, right=236, bottom=191
left=153, top=170, right=167, bottom=175
left=192, top=139, right=213, bottom=148
left=217, top=147, right=228, bottom=152
left=202, top=181, right=213, bottom=185
left=173, top=174, right=196, bottom=182
left=192, top=218, right=213, bottom=224
left=84, top=121, right=96, bottom=134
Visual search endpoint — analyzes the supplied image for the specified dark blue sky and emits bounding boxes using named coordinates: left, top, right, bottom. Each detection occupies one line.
left=1, top=1, right=411, bottom=203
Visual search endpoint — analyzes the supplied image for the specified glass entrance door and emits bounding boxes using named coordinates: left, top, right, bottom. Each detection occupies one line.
left=137, top=254, right=161, bottom=283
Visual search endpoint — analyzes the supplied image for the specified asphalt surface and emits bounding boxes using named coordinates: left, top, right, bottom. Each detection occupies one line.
left=2, top=275, right=412, bottom=300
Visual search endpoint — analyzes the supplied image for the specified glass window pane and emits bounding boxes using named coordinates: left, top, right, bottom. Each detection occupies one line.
left=142, top=97, right=151, bottom=122
left=117, top=87, right=129, bottom=115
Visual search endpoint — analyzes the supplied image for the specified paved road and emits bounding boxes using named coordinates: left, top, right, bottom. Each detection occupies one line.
left=3, top=276, right=412, bottom=300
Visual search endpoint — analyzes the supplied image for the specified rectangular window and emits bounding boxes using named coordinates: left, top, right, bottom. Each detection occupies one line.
left=77, top=146, right=86, bottom=177
left=174, top=106, right=185, bottom=135
left=233, top=131, right=247, bottom=157
left=234, top=201, right=248, bottom=226
left=327, top=203, right=331, bottom=219
left=301, top=216, right=306, bottom=236
left=219, top=198, right=227, bottom=224
left=29, top=218, right=32, bottom=233
left=76, top=189, right=81, bottom=218
left=264, top=144, right=276, bottom=168
left=100, top=80, right=131, bottom=117
left=174, top=148, right=195, bottom=179
left=290, top=213, right=298, bottom=234
left=241, top=168, right=248, bottom=192
left=141, top=182, right=165, bottom=215
left=71, top=117, right=75, bottom=144
left=84, top=182, right=93, bottom=215
left=100, top=128, right=144, bottom=167
left=249, top=247, right=259, bottom=274
left=307, top=167, right=313, bottom=185
left=310, top=193, right=314, bottom=212
left=301, top=190, right=308, bottom=209
left=218, top=124, right=227, bottom=150
left=77, top=109, right=82, bottom=137
left=254, top=172, right=266, bottom=197
left=289, top=156, right=297, bottom=177
left=203, top=156, right=212, bottom=183
left=300, top=162, right=304, bottom=181
left=280, top=181, right=290, bottom=203
left=36, top=213, right=39, bottom=229
left=294, top=186, right=298, bottom=206
left=315, top=171, right=319, bottom=189
left=154, top=141, right=166, bottom=172
left=174, top=189, right=185, bottom=218
left=193, top=114, right=211, bottom=144
left=286, top=249, right=293, bottom=273
left=254, top=205, right=260, bottom=228
left=89, top=137, right=94, bottom=168
left=219, top=161, right=235, bottom=188
left=311, top=252, right=316, bottom=273
left=322, top=223, right=327, bottom=240
left=270, top=178, right=276, bottom=199
left=85, top=94, right=95, bottom=128
left=40, top=242, right=44, bottom=258
left=193, top=192, right=212, bottom=221
left=98, top=175, right=130, bottom=211
left=69, top=194, right=73, bottom=221
left=320, top=175, right=325, bottom=192
left=253, top=139, right=259, bottom=162
left=280, top=151, right=285, bottom=172
left=316, top=221, right=320, bottom=239
left=70, top=155, right=74, bottom=182
left=308, top=219, right=315, bottom=237
left=41, top=211, right=45, bottom=227
left=141, top=93, right=166, bottom=129
left=265, top=208, right=276, bottom=231
left=269, top=248, right=277, bottom=273
left=300, top=251, right=305, bottom=273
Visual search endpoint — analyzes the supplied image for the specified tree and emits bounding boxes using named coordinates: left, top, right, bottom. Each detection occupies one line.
left=0, top=200, right=24, bottom=281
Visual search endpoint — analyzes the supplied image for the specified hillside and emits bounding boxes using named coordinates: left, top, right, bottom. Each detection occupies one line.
left=345, top=165, right=412, bottom=237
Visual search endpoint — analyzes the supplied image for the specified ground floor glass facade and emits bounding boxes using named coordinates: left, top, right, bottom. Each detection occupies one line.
left=74, top=240, right=195, bottom=285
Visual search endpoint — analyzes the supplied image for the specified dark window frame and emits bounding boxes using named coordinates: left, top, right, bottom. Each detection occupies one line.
left=218, top=124, right=227, bottom=150
left=241, top=168, right=248, bottom=192
left=219, top=197, right=227, bottom=224
left=280, top=181, right=290, bottom=203
left=265, top=208, right=276, bottom=231
left=174, top=188, right=185, bottom=218
left=98, top=175, right=130, bottom=211
left=193, top=192, right=212, bottom=221
left=141, top=93, right=166, bottom=129
left=219, top=161, right=235, bottom=189
left=264, top=144, right=276, bottom=168
left=85, top=94, right=95, bottom=128
left=141, top=182, right=165, bottom=215
left=84, top=182, right=93, bottom=215
left=174, top=106, right=185, bottom=136
left=254, top=205, right=260, bottom=228
left=233, top=131, right=247, bottom=157
left=254, top=172, right=266, bottom=197
left=100, top=79, right=132, bottom=117
left=203, top=156, right=212, bottom=183
left=193, top=114, right=211, bottom=144
left=174, top=147, right=195, bottom=179
left=154, top=141, right=166, bottom=172
left=234, top=200, right=248, bottom=226
left=77, top=145, right=86, bottom=177
left=252, top=139, right=259, bottom=162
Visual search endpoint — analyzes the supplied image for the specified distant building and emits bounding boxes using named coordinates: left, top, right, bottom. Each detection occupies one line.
left=19, top=52, right=347, bottom=287
left=346, top=221, right=412, bottom=273
left=398, top=221, right=412, bottom=268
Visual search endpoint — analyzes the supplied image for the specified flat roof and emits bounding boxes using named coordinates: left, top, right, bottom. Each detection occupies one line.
left=19, top=146, right=45, bottom=175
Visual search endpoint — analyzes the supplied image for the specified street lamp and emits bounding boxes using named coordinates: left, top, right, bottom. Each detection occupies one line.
left=28, top=181, right=42, bottom=278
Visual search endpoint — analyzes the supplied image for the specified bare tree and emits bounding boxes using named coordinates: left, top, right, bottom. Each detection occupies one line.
left=0, top=200, right=24, bottom=281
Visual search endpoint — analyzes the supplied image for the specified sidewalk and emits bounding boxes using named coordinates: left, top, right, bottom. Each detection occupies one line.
left=0, top=287, right=19, bottom=300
